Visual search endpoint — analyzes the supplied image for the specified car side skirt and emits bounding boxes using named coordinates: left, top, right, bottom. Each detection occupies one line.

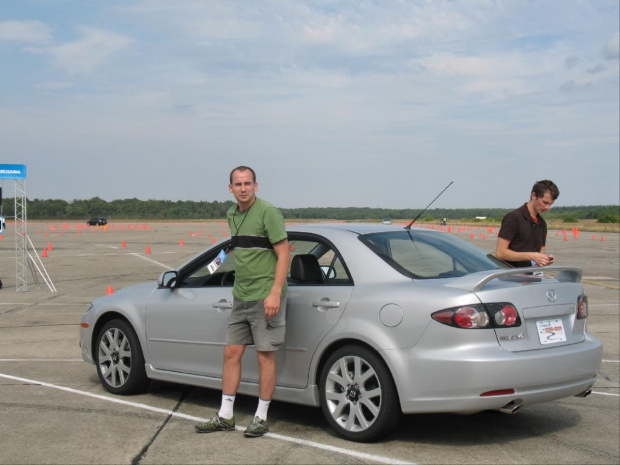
left=144, top=365, right=321, bottom=407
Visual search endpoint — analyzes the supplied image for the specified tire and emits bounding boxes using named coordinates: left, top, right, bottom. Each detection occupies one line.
left=319, top=345, right=400, bottom=442
left=95, top=319, right=149, bottom=395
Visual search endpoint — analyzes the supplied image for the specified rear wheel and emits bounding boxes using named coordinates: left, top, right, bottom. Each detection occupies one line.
left=95, top=319, right=149, bottom=395
left=319, top=345, right=400, bottom=442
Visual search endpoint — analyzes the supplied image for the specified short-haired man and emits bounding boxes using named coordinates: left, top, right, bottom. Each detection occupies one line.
left=195, top=166, right=290, bottom=438
left=496, top=180, right=559, bottom=268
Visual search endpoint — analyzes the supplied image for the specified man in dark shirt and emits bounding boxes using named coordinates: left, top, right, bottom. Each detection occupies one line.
left=496, top=180, right=559, bottom=268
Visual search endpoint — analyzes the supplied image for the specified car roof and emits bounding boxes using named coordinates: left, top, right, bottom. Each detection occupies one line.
left=286, top=222, right=408, bottom=235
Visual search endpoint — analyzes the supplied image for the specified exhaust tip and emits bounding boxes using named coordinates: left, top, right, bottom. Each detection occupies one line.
left=499, top=401, right=522, bottom=414
left=575, top=389, right=592, bottom=398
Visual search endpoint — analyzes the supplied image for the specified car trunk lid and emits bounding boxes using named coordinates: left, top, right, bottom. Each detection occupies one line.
left=445, top=266, right=586, bottom=352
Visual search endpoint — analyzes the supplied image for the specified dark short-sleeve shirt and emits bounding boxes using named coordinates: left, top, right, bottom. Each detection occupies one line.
left=498, top=203, right=547, bottom=268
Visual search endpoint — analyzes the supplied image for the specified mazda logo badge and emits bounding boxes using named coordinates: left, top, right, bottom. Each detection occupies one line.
left=547, top=289, right=557, bottom=302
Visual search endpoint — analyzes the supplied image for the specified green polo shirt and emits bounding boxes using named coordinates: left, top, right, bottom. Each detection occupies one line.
left=227, top=197, right=288, bottom=301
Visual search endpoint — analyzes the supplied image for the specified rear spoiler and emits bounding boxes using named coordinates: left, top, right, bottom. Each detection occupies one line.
left=445, top=266, right=582, bottom=293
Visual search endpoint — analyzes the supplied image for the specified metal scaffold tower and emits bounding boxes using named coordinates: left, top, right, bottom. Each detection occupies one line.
left=14, top=178, right=28, bottom=291
left=1, top=163, right=56, bottom=292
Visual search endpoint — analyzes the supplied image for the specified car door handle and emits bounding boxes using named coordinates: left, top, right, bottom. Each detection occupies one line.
left=213, top=300, right=233, bottom=310
left=312, top=299, right=340, bottom=309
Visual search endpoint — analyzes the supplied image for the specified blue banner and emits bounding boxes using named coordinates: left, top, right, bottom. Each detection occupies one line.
left=0, top=164, right=27, bottom=179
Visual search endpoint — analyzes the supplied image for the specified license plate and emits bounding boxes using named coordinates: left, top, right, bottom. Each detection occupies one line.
left=536, top=319, right=567, bottom=345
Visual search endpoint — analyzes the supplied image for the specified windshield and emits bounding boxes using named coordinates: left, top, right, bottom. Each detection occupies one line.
left=359, top=230, right=509, bottom=279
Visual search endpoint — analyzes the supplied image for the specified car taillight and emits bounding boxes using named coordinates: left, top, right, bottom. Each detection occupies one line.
left=454, top=306, right=490, bottom=328
left=432, top=303, right=521, bottom=329
left=577, top=295, right=588, bottom=319
left=494, top=305, right=518, bottom=326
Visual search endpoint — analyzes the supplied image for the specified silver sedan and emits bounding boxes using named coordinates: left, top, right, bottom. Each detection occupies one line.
left=80, top=223, right=602, bottom=442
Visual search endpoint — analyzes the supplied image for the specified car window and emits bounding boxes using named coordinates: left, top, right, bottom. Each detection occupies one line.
left=178, top=235, right=353, bottom=288
left=180, top=245, right=236, bottom=287
left=288, top=238, right=352, bottom=285
left=360, top=230, right=508, bottom=279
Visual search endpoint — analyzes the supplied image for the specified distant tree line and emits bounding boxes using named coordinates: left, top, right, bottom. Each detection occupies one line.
left=281, top=206, right=619, bottom=222
left=0, top=197, right=618, bottom=223
left=0, top=197, right=235, bottom=220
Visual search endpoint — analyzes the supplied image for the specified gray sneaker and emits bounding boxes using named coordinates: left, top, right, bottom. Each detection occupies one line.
left=195, top=414, right=235, bottom=433
left=244, top=416, right=269, bottom=437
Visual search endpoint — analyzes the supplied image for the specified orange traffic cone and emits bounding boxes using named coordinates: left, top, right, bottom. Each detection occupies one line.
left=145, top=246, right=152, bottom=254
left=601, top=236, right=606, bottom=242
left=42, top=248, right=48, bottom=257
left=179, top=239, right=185, bottom=246
left=121, top=241, right=127, bottom=248
left=106, top=285, right=114, bottom=295
left=48, top=243, right=53, bottom=251
left=289, top=243, right=295, bottom=251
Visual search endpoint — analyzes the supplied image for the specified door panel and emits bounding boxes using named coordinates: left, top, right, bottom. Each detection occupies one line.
left=145, top=286, right=233, bottom=377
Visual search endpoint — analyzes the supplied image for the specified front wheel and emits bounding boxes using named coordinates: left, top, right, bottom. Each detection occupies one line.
left=95, top=319, right=149, bottom=395
left=319, top=345, right=400, bottom=442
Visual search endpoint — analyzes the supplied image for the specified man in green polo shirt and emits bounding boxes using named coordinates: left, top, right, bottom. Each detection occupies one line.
left=196, top=166, right=290, bottom=438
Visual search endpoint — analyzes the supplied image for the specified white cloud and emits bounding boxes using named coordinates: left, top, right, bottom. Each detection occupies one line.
left=604, top=32, right=619, bottom=60
left=279, top=65, right=350, bottom=88
left=410, top=52, right=544, bottom=99
left=47, top=27, right=131, bottom=75
left=0, top=20, right=52, bottom=42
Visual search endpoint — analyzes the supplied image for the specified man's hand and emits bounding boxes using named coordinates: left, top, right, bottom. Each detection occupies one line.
left=532, top=252, right=554, bottom=266
left=264, top=291, right=281, bottom=319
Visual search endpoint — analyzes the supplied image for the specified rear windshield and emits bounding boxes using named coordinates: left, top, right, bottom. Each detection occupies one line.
left=359, top=230, right=509, bottom=279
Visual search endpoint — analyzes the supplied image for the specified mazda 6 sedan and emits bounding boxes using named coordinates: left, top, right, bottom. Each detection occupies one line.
left=80, top=223, right=602, bottom=442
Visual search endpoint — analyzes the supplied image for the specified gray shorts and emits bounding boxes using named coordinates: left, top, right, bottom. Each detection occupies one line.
left=226, top=297, right=286, bottom=352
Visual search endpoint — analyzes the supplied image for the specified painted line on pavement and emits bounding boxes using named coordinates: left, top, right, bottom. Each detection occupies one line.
left=582, top=279, right=620, bottom=290
left=0, top=303, right=88, bottom=306
left=0, top=359, right=82, bottom=362
left=592, top=392, right=620, bottom=397
left=0, top=373, right=415, bottom=465
left=129, top=253, right=172, bottom=269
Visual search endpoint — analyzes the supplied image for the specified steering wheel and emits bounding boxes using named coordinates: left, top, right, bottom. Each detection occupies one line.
left=220, top=270, right=235, bottom=286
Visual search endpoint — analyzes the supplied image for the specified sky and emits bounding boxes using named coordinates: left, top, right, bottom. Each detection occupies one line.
left=0, top=0, right=618, bottom=209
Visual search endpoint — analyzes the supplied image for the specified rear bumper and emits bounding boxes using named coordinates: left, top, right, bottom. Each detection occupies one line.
left=384, top=332, right=603, bottom=414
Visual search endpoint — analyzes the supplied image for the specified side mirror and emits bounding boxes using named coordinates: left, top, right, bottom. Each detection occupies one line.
left=158, top=270, right=178, bottom=289
left=321, top=266, right=336, bottom=279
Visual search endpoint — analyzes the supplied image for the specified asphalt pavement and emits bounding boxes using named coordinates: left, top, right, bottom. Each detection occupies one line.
left=0, top=221, right=618, bottom=464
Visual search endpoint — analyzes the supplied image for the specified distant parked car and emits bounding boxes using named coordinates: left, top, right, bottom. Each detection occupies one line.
left=0, top=215, right=5, bottom=233
left=382, top=218, right=392, bottom=225
left=87, top=217, right=107, bottom=226
left=80, top=223, right=602, bottom=442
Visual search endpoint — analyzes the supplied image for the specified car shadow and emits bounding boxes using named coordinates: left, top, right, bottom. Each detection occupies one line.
left=106, top=379, right=583, bottom=446
left=390, top=404, right=582, bottom=445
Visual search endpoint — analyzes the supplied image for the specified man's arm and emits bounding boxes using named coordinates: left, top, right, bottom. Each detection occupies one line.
left=496, top=237, right=554, bottom=266
left=264, top=239, right=291, bottom=318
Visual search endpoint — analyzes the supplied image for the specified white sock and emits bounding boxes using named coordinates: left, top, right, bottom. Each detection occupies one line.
left=218, top=394, right=235, bottom=419
left=255, top=398, right=271, bottom=421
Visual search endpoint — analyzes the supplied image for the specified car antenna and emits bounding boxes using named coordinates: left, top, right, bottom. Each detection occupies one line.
left=404, top=181, right=454, bottom=230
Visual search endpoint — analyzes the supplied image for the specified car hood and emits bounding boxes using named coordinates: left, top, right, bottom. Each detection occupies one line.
left=92, top=281, right=158, bottom=307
